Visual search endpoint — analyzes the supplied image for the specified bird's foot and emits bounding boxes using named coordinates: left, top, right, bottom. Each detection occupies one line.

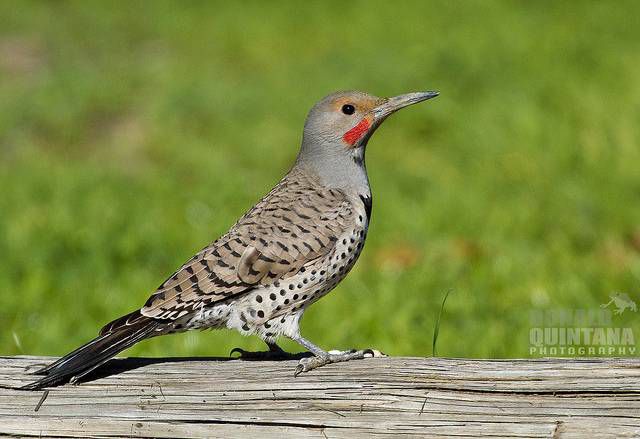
left=230, top=344, right=297, bottom=361
left=294, top=348, right=386, bottom=376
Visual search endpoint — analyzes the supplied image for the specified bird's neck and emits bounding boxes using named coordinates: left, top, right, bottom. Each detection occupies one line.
left=294, top=146, right=371, bottom=198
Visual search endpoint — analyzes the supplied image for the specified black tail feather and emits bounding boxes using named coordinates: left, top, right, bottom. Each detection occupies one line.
left=27, top=325, right=113, bottom=378
left=22, top=312, right=160, bottom=390
left=30, top=310, right=148, bottom=377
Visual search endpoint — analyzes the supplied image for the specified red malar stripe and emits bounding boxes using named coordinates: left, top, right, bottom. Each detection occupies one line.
left=343, top=118, right=371, bottom=145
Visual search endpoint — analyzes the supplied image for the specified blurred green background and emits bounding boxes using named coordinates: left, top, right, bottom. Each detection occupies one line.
left=1, top=1, right=639, bottom=359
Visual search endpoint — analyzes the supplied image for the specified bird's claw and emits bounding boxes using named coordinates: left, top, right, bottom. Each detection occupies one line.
left=294, top=348, right=386, bottom=376
left=294, top=363, right=305, bottom=377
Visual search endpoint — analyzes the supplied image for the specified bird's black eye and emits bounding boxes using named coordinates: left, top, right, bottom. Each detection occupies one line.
left=341, top=104, right=355, bottom=115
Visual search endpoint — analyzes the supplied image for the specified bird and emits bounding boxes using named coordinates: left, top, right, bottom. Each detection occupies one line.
left=23, top=89, right=438, bottom=390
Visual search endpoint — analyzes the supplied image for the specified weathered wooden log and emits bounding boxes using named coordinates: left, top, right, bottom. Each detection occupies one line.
left=1, top=356, right=639, bottom=438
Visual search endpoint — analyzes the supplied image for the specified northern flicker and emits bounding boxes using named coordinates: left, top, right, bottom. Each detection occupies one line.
left=24, top=90, right=438, bottom=389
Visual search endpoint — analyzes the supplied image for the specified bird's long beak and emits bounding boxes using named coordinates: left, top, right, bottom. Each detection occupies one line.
left=344, top=91, right=439, bottom=147
left=373, top=91, right=439, bottom=122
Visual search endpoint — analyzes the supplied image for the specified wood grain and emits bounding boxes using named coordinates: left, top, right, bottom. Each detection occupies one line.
left=1, top=356, right=639, bottom=438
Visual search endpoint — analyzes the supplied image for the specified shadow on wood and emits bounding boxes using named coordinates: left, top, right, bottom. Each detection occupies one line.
left=23, top=351, right=314, bottom=387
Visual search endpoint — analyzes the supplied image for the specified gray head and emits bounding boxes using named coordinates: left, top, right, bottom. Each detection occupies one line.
left=295, top=90, right=438, bottom=191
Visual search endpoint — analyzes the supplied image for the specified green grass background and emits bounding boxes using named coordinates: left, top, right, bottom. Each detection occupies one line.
left=1, top=1, right=639, bottom=359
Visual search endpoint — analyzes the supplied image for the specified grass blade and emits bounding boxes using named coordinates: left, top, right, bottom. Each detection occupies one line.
left=432, top=289, right=453, bottom=357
